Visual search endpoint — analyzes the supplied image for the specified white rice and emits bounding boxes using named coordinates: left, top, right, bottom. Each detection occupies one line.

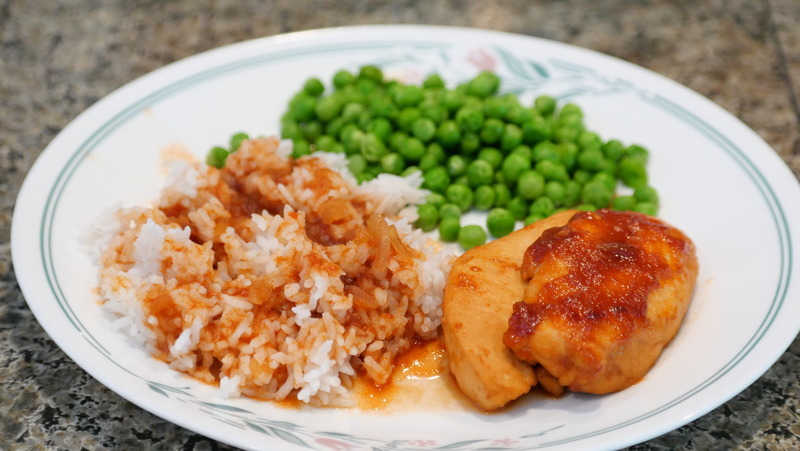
left=89, top=136, right=456, bottom=406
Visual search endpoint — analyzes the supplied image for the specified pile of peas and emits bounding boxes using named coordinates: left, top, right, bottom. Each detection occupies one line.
left=245, top=66, right=659, bottom=250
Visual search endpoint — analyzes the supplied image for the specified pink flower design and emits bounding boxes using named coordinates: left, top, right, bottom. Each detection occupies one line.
left=408, top=439, right=437, bottom=447
left=467, top=48, right=497, bottom=71
left=491, top=438, right=518, bottom=447
left=315, top=437, right=358, bottom=450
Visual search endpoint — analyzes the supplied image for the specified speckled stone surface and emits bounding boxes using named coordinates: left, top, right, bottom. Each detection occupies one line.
left=2, top=0, right=799, bottom=449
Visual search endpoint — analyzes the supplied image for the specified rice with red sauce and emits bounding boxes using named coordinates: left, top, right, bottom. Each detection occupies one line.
left=87, top=136, right=454, bottom=406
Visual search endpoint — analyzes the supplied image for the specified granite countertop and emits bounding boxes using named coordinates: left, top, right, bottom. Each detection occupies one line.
left=2, top=1, right=799, bottom=449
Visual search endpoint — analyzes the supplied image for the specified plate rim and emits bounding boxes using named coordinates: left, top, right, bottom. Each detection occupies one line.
left=11, top=24, right=800, bottom=450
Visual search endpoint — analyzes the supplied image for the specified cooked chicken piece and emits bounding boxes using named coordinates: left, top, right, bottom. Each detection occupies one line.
left=442, top=210, right=577, bottom=411
left=504, top=209, right=698, bottom=394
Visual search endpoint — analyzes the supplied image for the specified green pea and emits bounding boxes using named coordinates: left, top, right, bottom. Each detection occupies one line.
left=414, top=203, right=439, bottom=232
left=556, top=111, right=583, bottom=129
left=412, top=117, right=437, bottom=142
left=612, top=195, right=637, bottom=211
left=335, top=86, right=364, bottom=105
left=356, top=171, right=375, bottom=184
left=462, top=95, right=482, bottom=109
left=428, top=142, right=447, bottom=163
left=532, top=141, right=561, bottom=163
left=467, top=159, right=494, bottom=187
left=437, top=120, right=462, bottom=148
left=398, top=137, right=425, bottom=162
left=400, top=166, right=420, bottom=177
left=494, top=183, right=511, bottom=207
left=455, top=106, right=485, bottom=133
left=332, top=70, right=356, bottom=89
left=577, top=131, right=602, bottom=150
left=510, top=145, right=533, bottom=161
left=517, top=170, right=546, bottom=200
left=553, top=125, right=580, bottom=144
left=544, top=181, right=566, bottom=207
left=229, top=132, right=249, bottom=152
left=423, top=73, right=446, bottom=89
left=421, top=104, right=448, bottom=123
left=559, top=103, right=583, bottom=119
left=281, top=120, right=301, bottom=141
left=558, top=142, right=580, bottom=171
left=446, top=183, right=474, bottom=212
left=419, top=154, right=438, bottom=171
left=303, top=78, right=325, bottom=97
left=460, top=132, right=481, bottom=154
left=369, top=96, right=398, bottom=119
left=594, top=157, right=615, bottom=176
left=634, top=185, right=660, bottom=205
left=572, top=169, right=592, bottom=185
left=505, top=104, right=533, bottom=125
left=474, top=185, right=496, bottom=211
left=534, top=95, right=557, bottom=116
left=288, top=94, right=316, bottom=121
left=619, top=156, right=648, bottom=188
left=480, top=118, right=504, bottom=144
left=563, top=180, right=582, bottom=206
left=501, top=153, right=531, bottom=185
left=438, top=217, right=461, bottom=242
left=394, top=85, right=425, bottom=108
left=478, top=147, right=504, bottom=170
left=454, top=174, right=469, bottom=186
left=360, top=133, right=387, bottom=162
left=206, top=146, right=229, bottom=168
left=484, top=96, right=509, bottom=119
left=522, top=114, right=551, bottom=144
left=581, top=180, right=613, bottom=208
left=603, top=139, right=626, bottom=161
left=314, top=135, right=337, bottom=152
left=423, top=167, right=451, bottom=193
left=626, top=144, right=650, bottom=163
left=500, top=123, right=523, bottom=151
left=301, top=121, right=323, bottom=143
left=467, top=71, right=500, bottom=98
left=324, top=117, right=346, bottom=138
left=367, top=118, right=392, bottom=142
left=398, top=107, right=422, bottom=131
left=575, top=203, right=597, bottom=211
left=529, top=197, right=555, bottom=217
left=341, top=102, right=365, bottom=123
left=439, top=203, right=462, bottom=220
left=426, top=193, right=447, bottom=209
left=458, top=224, right=487, bottom=250
left=593, top=172, right=617, bottom=191
left=314, top=96, right=342, bottom=122
left=536, top=160, right=569, bottom=182
left=634, top=202, right=658, bottom=216
left=358, top=65, right=383, bottom=83
left=347, top=154, right=368, bottom=176
left=577, top=148, right=606, bottom=172
left=447, top=155, right=469, bottom=178
left=387, top=131, right=407, bottom=151
left=292, top=139, right=311, bottom=159
left=506, top=196, right=529, bottom=220
left=487, top=208, right=516, bottom=238
left=329, top=142, right=345, bottom=154
left=381, top=152, right=406, bottom=174
left=441, top=90, right=464, bottom=113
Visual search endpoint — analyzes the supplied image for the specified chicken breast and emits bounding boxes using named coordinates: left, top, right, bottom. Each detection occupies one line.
left=442, top=210, right=577, bottom=411
left=504, top=209, right=698, bottom=394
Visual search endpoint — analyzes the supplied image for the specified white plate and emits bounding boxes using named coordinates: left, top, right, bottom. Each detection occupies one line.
left=11, top=25, right=800, bottom=450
